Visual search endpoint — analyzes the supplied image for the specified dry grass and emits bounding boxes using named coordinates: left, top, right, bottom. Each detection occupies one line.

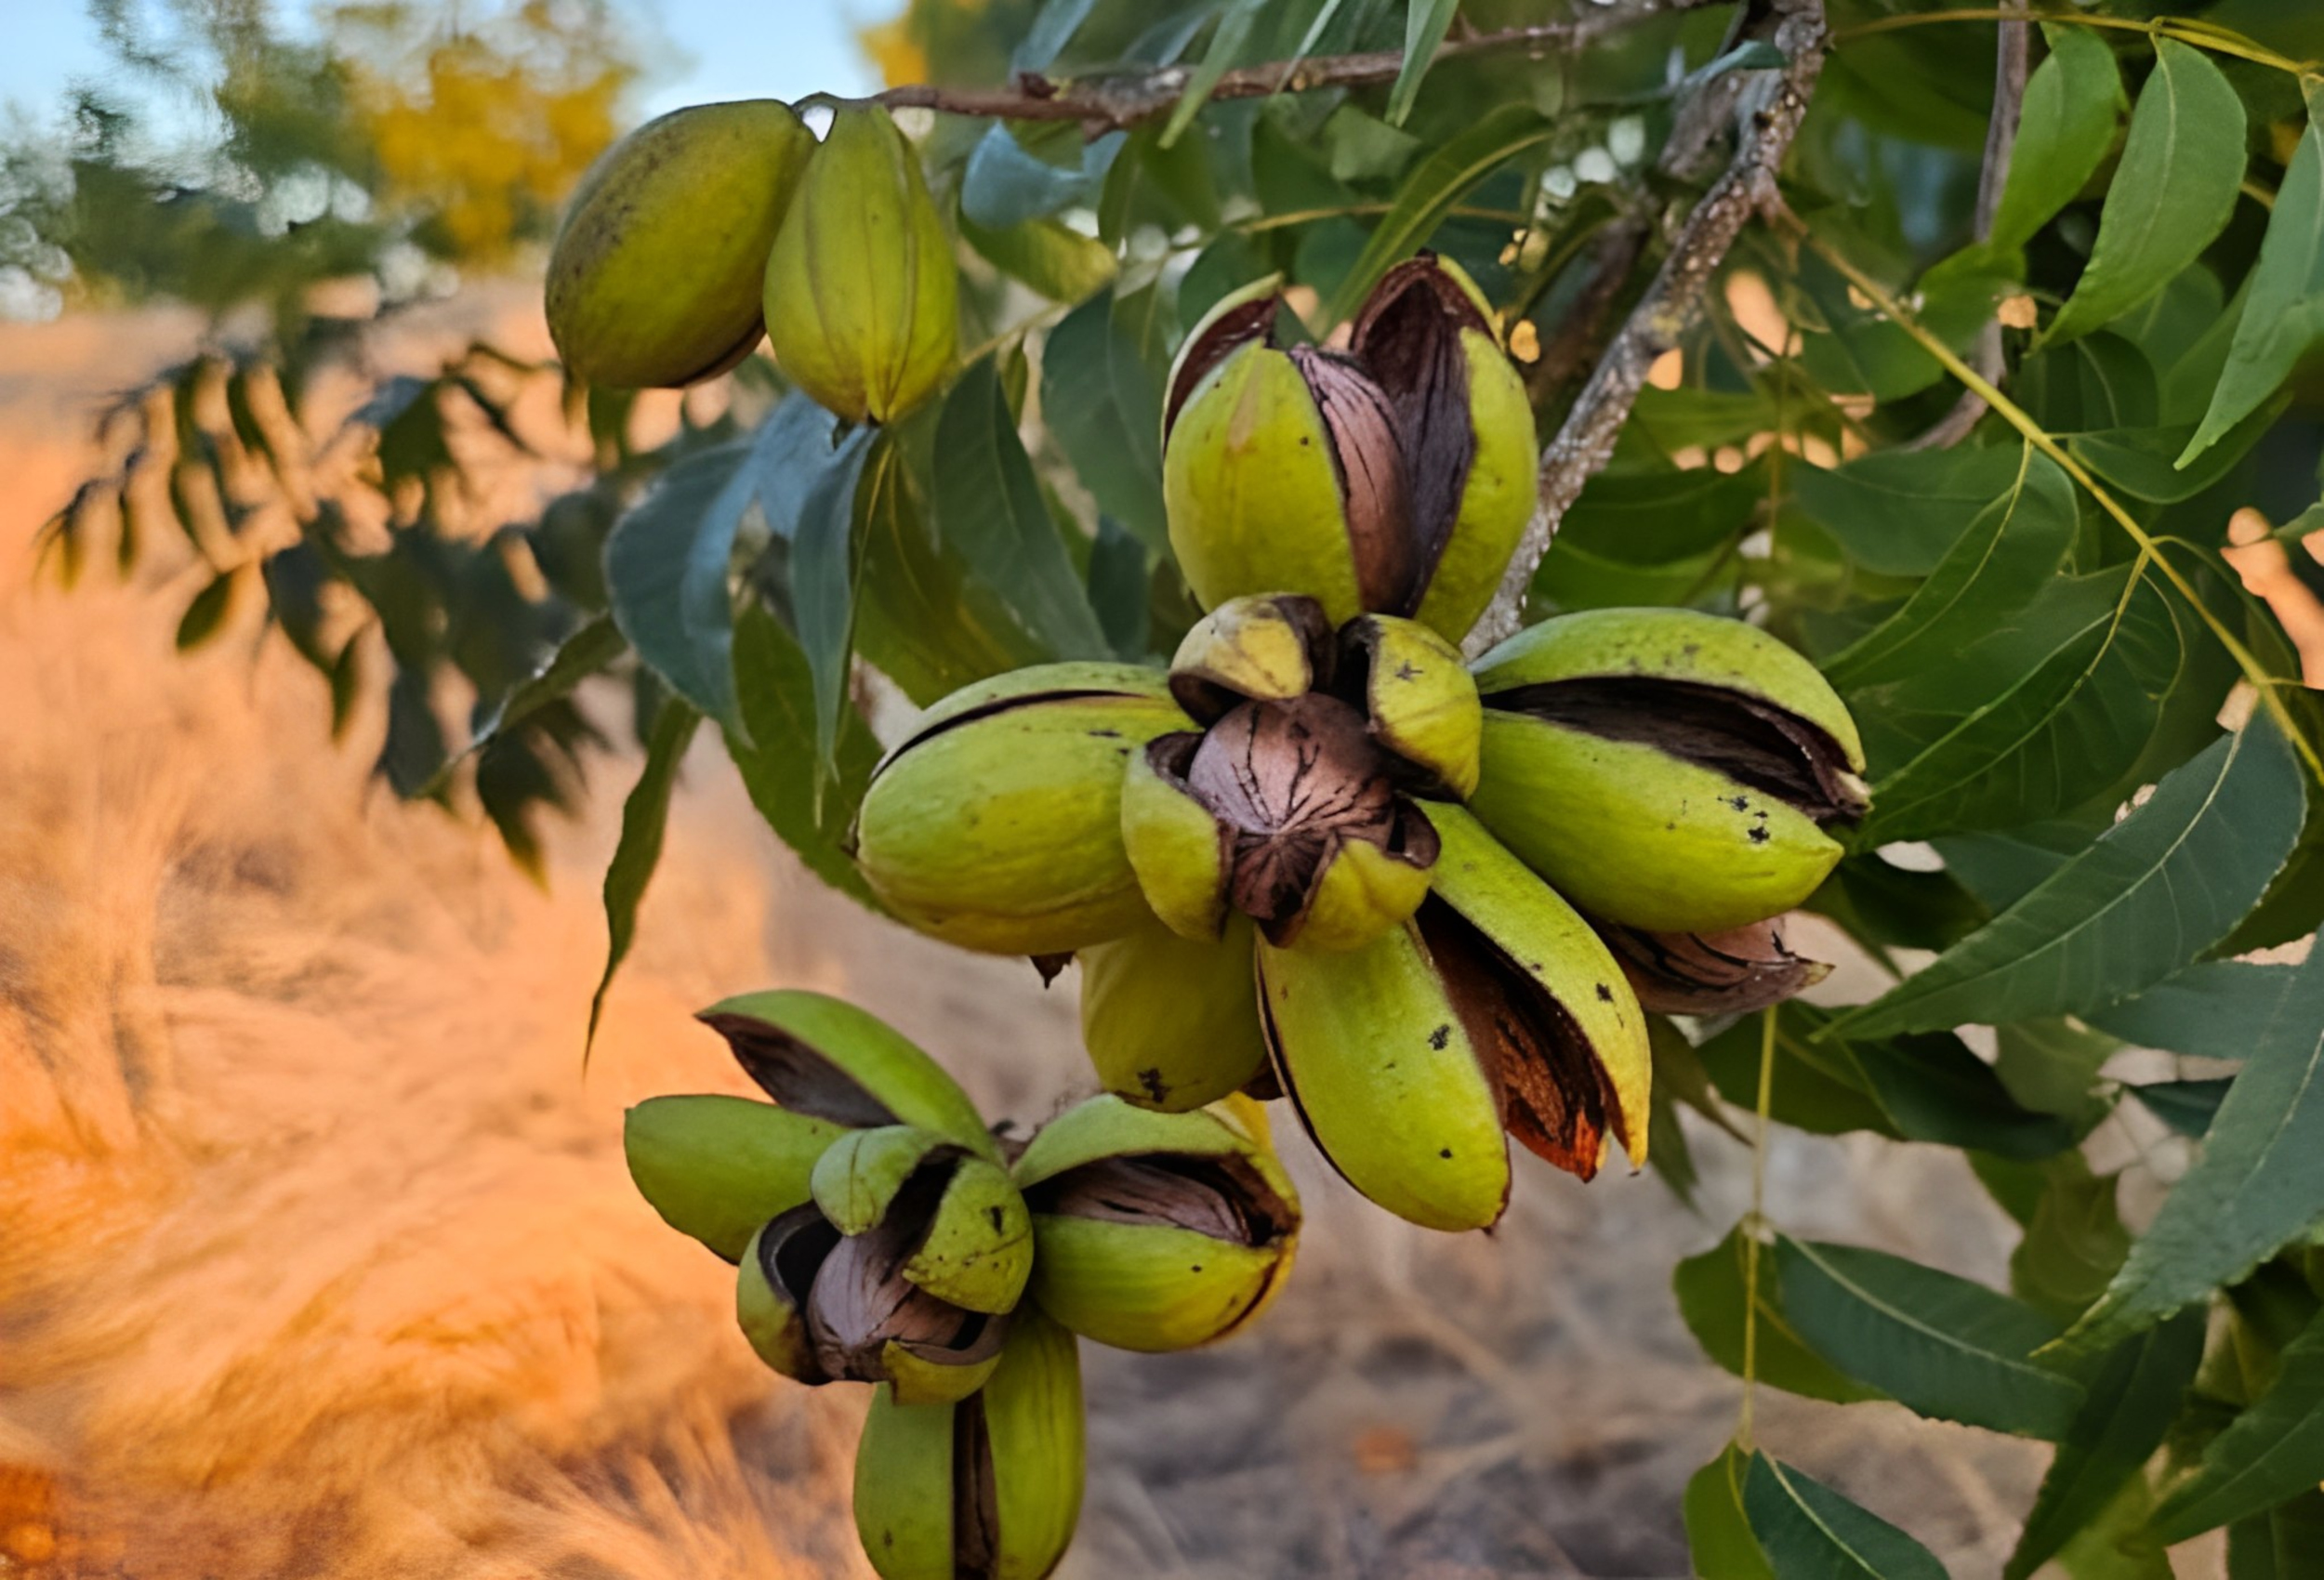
left=0, top=295, right=2084, bottom=1578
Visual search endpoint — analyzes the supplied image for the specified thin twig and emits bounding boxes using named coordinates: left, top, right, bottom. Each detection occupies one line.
left=1906, top=0, right=2027, bottom=452
left=853, top=0, right=1725, bottom=132
left=1469, top=0, right=1832, bottom=655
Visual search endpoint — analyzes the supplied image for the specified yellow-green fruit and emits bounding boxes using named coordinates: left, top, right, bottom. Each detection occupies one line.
left=852, top=1310, right=1085, bottom=1580
left=546, top=100, right=813, bottom=388
left=765, top=104, right=958, bottom=424
left=1014, top=1097, right=1299, bottom=1351
left=1469, top=608, right=1869, bottom=933
left=1258, top=807, right=1651, bottom=1231
left=1159, top=257, right=1538, bottom=643
left=1259, top=922, right=1511, bottom=1232
left=1078, top=915, right=1268, bottom=1111
left=1341, top=613, right=1481, bottom=797
left=1427, top=803, right=1650, bottom=1174
left=624, top=1094, right=848, bottom=1260
left=852, top=664, right=1191, bottom=955
left=698, top=989, right=999, bottom=1162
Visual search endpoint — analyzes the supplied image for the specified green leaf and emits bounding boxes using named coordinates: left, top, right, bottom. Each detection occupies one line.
left=176, top=567, right=238, bottom=650
left=1989, top=24, right=2125, bottom=252
left=1160, top=0, right=1266, bottom=148
left=2044, top=38, right=2247, bottom=348
left=1088, top=514, right=1152, bottom=662
left=603, top=437, right=755, bottom=732
left=1687, top=1445, right=1776, bottom=1580
left=2228, top=1490, right=2324, bottom=1580
left=852, top=438, right=1039, bottom=705
left=2089, top=959, right=2304, bottom=1059
left=476, top=612, right=623, bottom=742
left=1387, top=0, right=1459, bottom=126
left=587, top=698, right=701, bottom=1060
left=724, top=604, right=881, bottom=910
left=1043, top=286, right=1169, bottom=554
left=2068, top=396, right=2291, bottom=504
left=1855, top=569, right=2180, bottom=843
left=1673, top=1223, right=1884, bottom=1406
left=1743, top=1455, right=1948, bottom=1580
left=1697, top=1010, right=1898, bottom=1140
left=1554, top=462, right=1766, bottom=569
left=1834, top=718, right=2305, bottom=1038
left=2052, top=1478, right=2177, bottom=1580
left=1774, top=1235, right=2084, bottom=1439
left=2056, top=931, right=2324, bottom=1358
left=960, top=212, right=1117, bottom=303
left=416, top=612, right=627, bottom=799
left=2009, top=1158, right=2133, bottom=1322
left=790, top=425, right=878, bottom=778
left=1993, top=1019, right=2119, bottom=1133
left=2157, top=1307, right=2324, bottom=1541
left=2129, top=1078, right=2235, bottom=1138
left=2182, top=84, right=2324, bottom=464
left=1324, top=102, right=1552, bottom=324
left=1790, top=444, right=2039, bottom=578
left=929, top=360, right=1111, bottom=665
left=960, top=123, right=1120, bottom=229
left=1821, top=443, right=2077, bottom=691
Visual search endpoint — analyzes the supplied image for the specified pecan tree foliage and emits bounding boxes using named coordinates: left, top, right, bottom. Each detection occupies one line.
left=44, top=0, right=2324, bottom=1571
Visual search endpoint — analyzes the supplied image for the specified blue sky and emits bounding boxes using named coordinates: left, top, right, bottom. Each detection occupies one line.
left=0, top=1, right=883, bottom=130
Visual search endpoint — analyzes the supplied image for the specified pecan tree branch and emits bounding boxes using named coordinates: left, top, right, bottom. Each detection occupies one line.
left=1469, top=0, right=1831, bottom=655
left=858, top=0, right=1724, bottom=132
left=1905, top=0, right=2029, bottom=452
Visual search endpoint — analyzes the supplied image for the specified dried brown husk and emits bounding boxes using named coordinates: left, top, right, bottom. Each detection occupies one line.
left=1029, top=1153, right=1295, bottom=1249
left=703, top=1014, right=902, bottom=1128
left=1288, top=347, right=1415, bottom=612
left=1168, top=694, right=1419, bottom=942
left=800, top=1164, right=1006, bottom=1385
left=1348, top=257, right=1487, bottom=611
left=1600, top=917, right=1832, bottom=1016
left=1418, top=899, right=1627, bottom=1181
left=1481, top=676, right=1871, bottom=823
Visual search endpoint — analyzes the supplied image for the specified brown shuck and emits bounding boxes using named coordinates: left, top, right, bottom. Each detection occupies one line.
left=1161, top=255, right=1538, bottom=644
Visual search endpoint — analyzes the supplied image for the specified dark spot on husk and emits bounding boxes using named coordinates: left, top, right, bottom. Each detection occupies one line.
left=1481, top=676, right=1868, bottom=823
left=1594, top=983, right=1614, bottom=1003
left=1429, top=1023, right=1451, bottom=1049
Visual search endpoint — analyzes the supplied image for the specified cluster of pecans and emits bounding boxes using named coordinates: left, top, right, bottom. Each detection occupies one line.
left=556, top=92, right=1869, bottom=1580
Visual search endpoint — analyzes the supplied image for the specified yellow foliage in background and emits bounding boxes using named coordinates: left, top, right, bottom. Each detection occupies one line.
left=335, top=0, right=635, bottom=262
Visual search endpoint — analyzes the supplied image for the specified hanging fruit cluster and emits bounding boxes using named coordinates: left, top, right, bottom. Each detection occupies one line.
left=548, top=99, right=957, bottom=418
left=851, top=255, right=1870, bottom=1234
left=561, top=93, right=1868, bottom=1580
left=627, top=991, right=1298, bottom=1578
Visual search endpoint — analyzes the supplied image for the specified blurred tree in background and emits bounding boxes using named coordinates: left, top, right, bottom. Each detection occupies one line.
left=1, top=0, right=638, bottom=321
